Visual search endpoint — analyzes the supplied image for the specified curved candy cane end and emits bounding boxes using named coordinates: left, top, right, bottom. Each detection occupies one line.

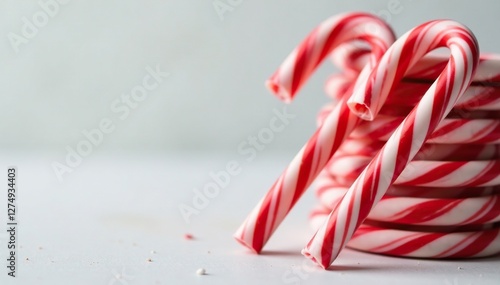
left=234, top=235, right=261, bottom=254
left=266, top=79, right=292, bottom=103
left=233, top=222, right=263, bottom=253
left=301, top=248, right=329, bottom=269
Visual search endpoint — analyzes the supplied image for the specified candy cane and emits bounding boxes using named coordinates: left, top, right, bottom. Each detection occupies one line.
left=325, top=154, right=500, bottom=187
left=385, top=83, right=500, bottom=111
left=349, top=116, right=500, bottom=144
left=317, top=179, right=500, bottom=200
left=330, top=41, right=373, bottom=74
left=377, top=106, right=500, bottom=119
left=330, top=50, right=500, bottom=83
left=348, top=224, right=500, bottom=258
left=405, top=53, right=500, bottom=83
left=320, top=83, right=500, bottom=127
left=324, top=73, right=356, bottom=101
left=337, top=139, right=500, bottom=161
left=265, top=13, right=395, bottom=102
left=318, top=187, right=500, bottom=226
left=302, top=20, right=480, bottom=269
left=234, top=13, right=396, bottom=253
left=309, top=208, right=500, bottom=259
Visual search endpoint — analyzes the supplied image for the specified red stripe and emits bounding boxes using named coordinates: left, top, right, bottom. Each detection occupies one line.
left=251, top=177, right=284, bottom=252
left=474, top=122, right=500, bottom=144
left=399, top=161, right=465, bottom=186
left=461, top=195, right=500, bottom=224
left=462, top=160, right=500, bottom=186
left=447, top=230, right=499, bottom=258
left=290, top=28, right=319, bottom=95
left=294, top=132, right=320, bottom=205
left=392, top=113, right=415, bottom=180
left=429, top=120, right=468, bottom=140
left=383, top=232, right=444, bottom=256
left=387, top=198, right=462, bottom=224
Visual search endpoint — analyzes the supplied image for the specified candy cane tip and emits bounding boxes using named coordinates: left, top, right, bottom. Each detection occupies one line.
left=347, top=101, right=374, bottom=121
left=234, top=234, right=262, bottom=254
left=265, top=79, right=279, bottom=94
left=301, top=248, right=329, bottom=270
left=265, top=79, right=292, bottom=103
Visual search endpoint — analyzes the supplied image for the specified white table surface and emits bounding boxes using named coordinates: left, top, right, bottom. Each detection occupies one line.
left=0, top=151, right=499, bottom=285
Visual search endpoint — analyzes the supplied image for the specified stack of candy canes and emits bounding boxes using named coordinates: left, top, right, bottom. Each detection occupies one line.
left=234, top=12, right=500, bottom=269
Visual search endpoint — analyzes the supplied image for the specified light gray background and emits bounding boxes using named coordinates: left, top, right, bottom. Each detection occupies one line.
left=0, top=0, right=499, bottom=154
left=1, top=1, right=500, bottom=284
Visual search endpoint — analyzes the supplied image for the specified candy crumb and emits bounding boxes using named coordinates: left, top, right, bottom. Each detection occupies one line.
left=146, top=258, right=153, bottom=263
left=184, top=233, right=194, bottom=240
left=196, top=268, right=206, bottom=275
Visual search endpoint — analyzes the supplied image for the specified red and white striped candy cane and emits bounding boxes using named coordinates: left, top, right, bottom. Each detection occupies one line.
left=265, top=13, right=395, bottom=102
left=309, top=206, right=500, bottom=258
left=348, top=223, right=500, bottom=258
left=385, top=82, right=500, bottom=111
left=317, top=182, right=500, bottom=201
left=234, top=13, right=396, bottom=253
left=318, top=187, right=500, bottom=226
left=309, top=207, right=500, bottom=258
left=326, top=155, right=500, bottom=187
left=377, top=106, right=500, bottom=118
left=382, top=185, right=500, bottom=198
left=321, top=82, right=500, bottom=126
left=324, top=74, right=356, bottom=101
left=330, top=41, right=372, bottom=74
left=331, top=50, right=500, bottom=84
left=364, top=194, right=500, bottom=226
left=337, top=139, right=500, bottom=161
left=302, top=20, right=480, bottom=269
left=405, top=53, right=500, bottom=83
left=350, top=116, right=500, bottom=144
